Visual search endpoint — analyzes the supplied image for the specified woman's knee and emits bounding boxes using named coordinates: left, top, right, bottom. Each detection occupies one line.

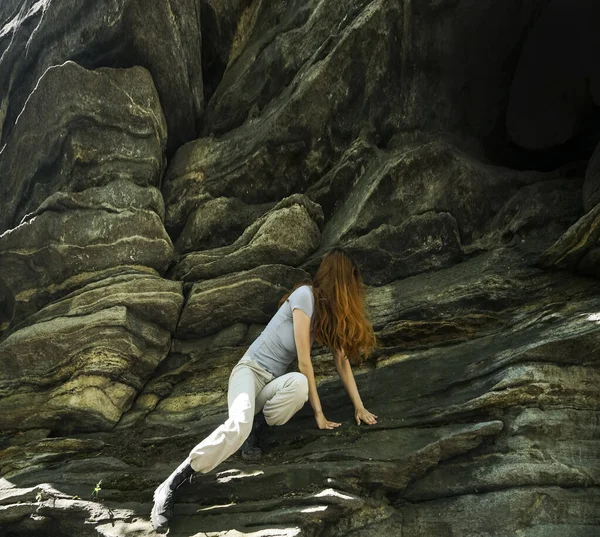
left=262, top=373, right=309, bottom=426
left=288, top=372, right=309, bottom=402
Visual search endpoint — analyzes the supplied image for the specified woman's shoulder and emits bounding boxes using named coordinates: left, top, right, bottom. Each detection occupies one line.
left=288, top=285, right=315, bottom=312
left=291, top=284, right=313, bottom=299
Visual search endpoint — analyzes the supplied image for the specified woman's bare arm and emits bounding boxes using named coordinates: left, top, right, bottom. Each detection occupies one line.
left=293, top=308, right=340, bottom=430
left=333, top=349, right=378, bottom=425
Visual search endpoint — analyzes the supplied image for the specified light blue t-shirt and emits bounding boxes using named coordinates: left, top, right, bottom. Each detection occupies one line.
left=246, top=285, right=315, bottom=377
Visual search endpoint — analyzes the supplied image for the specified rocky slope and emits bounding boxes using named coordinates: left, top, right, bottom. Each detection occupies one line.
left=1, top=1, right=599, bottom=536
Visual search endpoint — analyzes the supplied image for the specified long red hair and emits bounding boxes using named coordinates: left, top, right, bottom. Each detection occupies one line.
left=283, top=249, right=376, bottom=364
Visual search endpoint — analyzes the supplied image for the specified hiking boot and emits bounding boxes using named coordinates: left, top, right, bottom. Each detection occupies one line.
left=151, top=459, right=195, bottom=533
left=241, top=412, right=268, bottom=461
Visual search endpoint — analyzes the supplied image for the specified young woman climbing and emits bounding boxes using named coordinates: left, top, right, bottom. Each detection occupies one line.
left=151, top=248, right=378, bottom=532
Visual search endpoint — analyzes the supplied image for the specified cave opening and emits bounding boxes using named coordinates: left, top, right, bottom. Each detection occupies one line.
left=490, top=0, right=600, bottom=175
left=499, top=103, right=600, bottom=174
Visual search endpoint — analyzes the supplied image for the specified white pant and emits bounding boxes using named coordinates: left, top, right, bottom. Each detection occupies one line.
left=188, top=356, right=309, bottom=473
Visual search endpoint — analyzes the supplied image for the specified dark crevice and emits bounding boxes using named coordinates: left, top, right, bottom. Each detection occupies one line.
left=200, top=2, right=225, bottom=106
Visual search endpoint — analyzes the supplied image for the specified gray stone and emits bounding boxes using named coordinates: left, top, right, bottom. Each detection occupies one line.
left=0, top=275, right=183, bottom=434
left=344, top=212, right=463, bottom=286
left=398, top=487, right=600, bottom=537
left=404, top=407, right=600, bottom=501
left=177, top=264, right=309, bottom=339
left=0, top=62, right=167, bottom=234
left=0, top=0, right=202, bottom=153
left=0, top=0, right=23, bottom=26
left=199, top=0, right=252, bottom=102
left=480, top=177, right=583, bottom=252
left=0, top=195, right=174, bottom=331
left=0, top=308, right=160, bottom=433
left=306, top=137, right=378, bottom=220
left=23, top=179, right=167, bottom=223
left=162, top=0, right=402, bottom=235
left=285, top=421, right=503, bottom=465
left=171, top=195, right=323, bottom=282
left=1, top=438, right=104, bottom=478
left=539, top=201, right=600, bottom=277
left=1, top=250, right=600, bottom=535
left=317, top=141, right=547, bottom=257
left=202, top=0, right=549, bottom=151
left=1, top=1, right=600, bottom=535
left=164, top=0, right=551, bottom=236
left=174, top=197, right=274, bottom=254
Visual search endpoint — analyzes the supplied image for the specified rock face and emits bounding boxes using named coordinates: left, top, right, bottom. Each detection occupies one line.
left=170, top=194, right=323, bottom=282
left=539, top=201, right=600, bottom=277
left=0, top=275, right=184, bottom=433
left=1, top=1, right=600, bottom=537
left=0, top=61, right=168, bottom=235
left=0, top=0, right=203, bottom=153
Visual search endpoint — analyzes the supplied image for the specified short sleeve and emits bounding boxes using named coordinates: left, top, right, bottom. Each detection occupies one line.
left=288, top=285, right=314, bottom=319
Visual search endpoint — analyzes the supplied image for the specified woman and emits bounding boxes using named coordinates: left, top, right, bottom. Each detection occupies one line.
left=151, top=249, right=378, bottom=532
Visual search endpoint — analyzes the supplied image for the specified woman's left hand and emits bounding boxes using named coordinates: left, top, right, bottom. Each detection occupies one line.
left=355, top=406, right=378, bottom=425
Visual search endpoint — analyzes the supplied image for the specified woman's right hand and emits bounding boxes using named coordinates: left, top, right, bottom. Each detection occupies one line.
left=315, top=411, right=341, bottom=430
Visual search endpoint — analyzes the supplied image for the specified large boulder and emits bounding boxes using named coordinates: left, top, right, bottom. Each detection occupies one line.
left=170, top=195, right=323, bottom=282
left=481, top=178, right=583, bottom=249
left=203, top=0, right=550, bottom=151
left=174, top=197, right=275, bottom=254
left=0, top=180, right=174, bottom=332
left=167, top=136, right=578, bottom=288
left=2, top=248, right=600, bottom=537
left=162, top=0, right=401, bottom=238
left=176, top=264, right=309, bottom=339
left=0, top=61, right=167, bottom=234
left=0, top=274, right=184, bottom=433
left=539, top=201, right=600, bottom=277
left=0, top=0, right=202, bottom=152
left=307, top=140, right=578, bottom=283
left=343, top=212, right=463, bottom=287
